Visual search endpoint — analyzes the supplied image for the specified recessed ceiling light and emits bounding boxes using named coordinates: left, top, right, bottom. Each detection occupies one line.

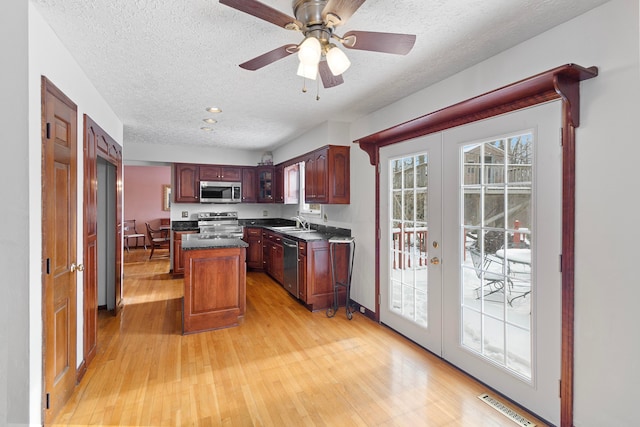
left=206, top=107, right=222, bottom=113
left=202, top=118, right=217, bottom=124
left=200, top=126, right=214, bottom=131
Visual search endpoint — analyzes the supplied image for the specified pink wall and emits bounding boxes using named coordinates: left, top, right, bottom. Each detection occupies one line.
left=123, top=165, right=171, bottom=245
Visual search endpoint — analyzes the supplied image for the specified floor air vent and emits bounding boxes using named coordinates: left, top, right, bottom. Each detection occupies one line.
left=477, top=393, right=536, bottom=427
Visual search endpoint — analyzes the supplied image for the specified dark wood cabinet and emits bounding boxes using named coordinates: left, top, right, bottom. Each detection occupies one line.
left=182, top=246, right=246, bottom=333
left=199, top=165, right=242, bottom=182
left=298, top=240, right=338, bottom=310
left=241, top=167, right=257, bottom=203
left=264, top=231, right=283, bottom=284
left=274, top=164, right=284, bottom=204
left=298, top=242, right=307, bottom=301
left=244, top=227, right=263, bottom=270
left=304, top=145, right=350, bottom=204
left=174, top=163, right=200, bottom=203
left=172, top=230, right=197, bottom=276
left=257, top=166, right=274, bottom=203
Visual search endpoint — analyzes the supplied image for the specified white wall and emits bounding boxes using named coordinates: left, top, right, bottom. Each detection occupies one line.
left=1, top=1, right=30, bottom=425
left=348, top=0, right=639, bottom=424
left=23, top=4, right=124, bottom=424
left=125, top=141, right=262, bottom=166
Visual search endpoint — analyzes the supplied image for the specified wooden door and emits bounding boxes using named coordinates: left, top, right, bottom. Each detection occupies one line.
left=82, top=116, right=123, bottom=375
left=42, top=77, right=78, bottom=423
left=82, top=119, right=98, bottom=369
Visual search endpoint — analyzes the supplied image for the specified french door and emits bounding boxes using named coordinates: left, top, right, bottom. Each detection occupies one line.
left=380, top=101, right=562, bottom=424
left=380, top=133, right=443, bottom=353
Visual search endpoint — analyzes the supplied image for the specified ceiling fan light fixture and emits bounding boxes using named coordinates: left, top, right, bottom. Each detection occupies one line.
left=298, top=36, right=322, bottom=66
left=297, top=61, right=318, bottom=80
left=325, top=45, right=350, bottom=76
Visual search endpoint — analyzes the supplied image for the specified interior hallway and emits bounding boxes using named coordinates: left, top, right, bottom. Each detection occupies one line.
left=51, top=248, right=546, bottom=426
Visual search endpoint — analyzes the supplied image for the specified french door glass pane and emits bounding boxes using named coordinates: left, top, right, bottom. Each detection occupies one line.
left=389, top=152, right=429, bottom=327
left=461, top=134, right=533, bottom=381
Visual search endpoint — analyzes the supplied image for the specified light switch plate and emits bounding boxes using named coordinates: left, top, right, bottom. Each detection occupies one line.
left=182, top=211, right=189, bottom=218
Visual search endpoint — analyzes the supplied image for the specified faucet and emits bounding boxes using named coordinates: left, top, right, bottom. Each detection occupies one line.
left=291, top=215, right=309, bottom=231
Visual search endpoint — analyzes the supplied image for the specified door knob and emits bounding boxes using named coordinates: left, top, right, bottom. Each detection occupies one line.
left=70, top=263, right=85, bottom=272
left=430, top=257, right=440, bottom=265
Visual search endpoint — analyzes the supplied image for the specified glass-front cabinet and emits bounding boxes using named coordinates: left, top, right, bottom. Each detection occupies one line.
left=257, top=166, right=274, bottom=203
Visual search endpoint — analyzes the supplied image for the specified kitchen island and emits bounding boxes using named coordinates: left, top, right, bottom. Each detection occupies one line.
left=182, top=235, right=249, bottom=334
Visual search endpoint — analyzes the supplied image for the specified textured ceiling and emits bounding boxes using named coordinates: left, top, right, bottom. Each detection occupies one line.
left=31, top=0, right=609, bottom=151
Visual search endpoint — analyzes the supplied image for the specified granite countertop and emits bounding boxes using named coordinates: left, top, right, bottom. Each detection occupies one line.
left=172, top=218, right=351, bottom=243
left=182, top=234, right=249, bottom=250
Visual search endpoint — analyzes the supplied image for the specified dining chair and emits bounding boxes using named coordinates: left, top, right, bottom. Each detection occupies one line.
left=123, top=219, right=146, bottom=252
left=145, top=222, right=170, bottom=259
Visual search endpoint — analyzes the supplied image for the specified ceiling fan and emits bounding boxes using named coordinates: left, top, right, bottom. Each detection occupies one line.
left=219, top=0, right=417, bottom=89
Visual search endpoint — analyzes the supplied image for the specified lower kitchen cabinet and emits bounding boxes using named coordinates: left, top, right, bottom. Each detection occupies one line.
left=299, top=240, right=345, bottom=311
left=173, top=230, right=197, bottom=276
left=264, top=231, right=283, bottom=284
left=244, top=227, right=263, bottom=270
left=297, top=243, right=307, bottom=301
left=260, top=229, right=346, bottom=311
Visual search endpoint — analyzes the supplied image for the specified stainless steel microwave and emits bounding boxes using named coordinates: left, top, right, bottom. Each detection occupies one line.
left=200, top=181, right=241, bottom=203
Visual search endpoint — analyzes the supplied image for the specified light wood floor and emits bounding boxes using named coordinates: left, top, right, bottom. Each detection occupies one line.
left=52, top=248, right=546, bottom=426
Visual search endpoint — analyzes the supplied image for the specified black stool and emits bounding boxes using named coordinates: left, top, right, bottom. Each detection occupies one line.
left=326, top=236, right=356, bottom=320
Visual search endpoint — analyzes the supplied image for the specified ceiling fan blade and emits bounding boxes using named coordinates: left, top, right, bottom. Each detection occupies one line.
left=239, top=45, right=298, bottom=70
left=318, top=61, right=344, bottom=88
left=219, top=0, right=301, bottom=29
left=322, top=0, right=366, bottom=26
left=342, top=30, right=416, bottom=55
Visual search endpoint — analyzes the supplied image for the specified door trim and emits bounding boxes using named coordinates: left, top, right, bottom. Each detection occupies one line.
left=353, top=64, right=598, bottom=427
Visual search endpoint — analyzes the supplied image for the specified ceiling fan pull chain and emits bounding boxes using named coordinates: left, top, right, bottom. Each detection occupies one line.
left=301, top=77, right=307, bottom=93
left=316, top=77, right=320, bottom=101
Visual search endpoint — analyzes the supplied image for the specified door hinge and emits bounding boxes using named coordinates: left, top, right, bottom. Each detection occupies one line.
left=46, top=122, right=51, bottom=139
left=560, top=127, right=563, bottom=146
left=559, top=254, right=563, bottom=272
left=46, top=392, right=50, bottom=409
left=559, top=380, right=562, bottom=398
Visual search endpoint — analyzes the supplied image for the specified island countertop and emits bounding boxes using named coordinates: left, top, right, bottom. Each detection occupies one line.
left=182, top=234, right=249, bottom=251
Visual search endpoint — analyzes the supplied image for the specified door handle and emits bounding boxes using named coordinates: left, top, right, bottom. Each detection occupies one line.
left=430, top=257, right=440, bottom=265
left=70, top=263, right=85, bottom=272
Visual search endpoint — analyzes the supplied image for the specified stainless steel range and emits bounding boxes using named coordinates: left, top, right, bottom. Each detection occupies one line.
left=197, top=211, right=244, bottom=238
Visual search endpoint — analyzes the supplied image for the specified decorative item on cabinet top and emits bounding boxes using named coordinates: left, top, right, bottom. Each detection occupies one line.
left=259, top=151, right=273, bottom=165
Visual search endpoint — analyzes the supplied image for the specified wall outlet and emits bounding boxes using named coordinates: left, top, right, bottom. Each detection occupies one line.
left=181, top=211, right=189, bottom=218
left=263, top=210, right=268, bottom=217
left=359, top=306, right=366, bottom=314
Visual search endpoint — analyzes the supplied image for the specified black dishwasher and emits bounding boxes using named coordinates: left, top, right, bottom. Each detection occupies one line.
left=281, top=237, right=299, bottom=298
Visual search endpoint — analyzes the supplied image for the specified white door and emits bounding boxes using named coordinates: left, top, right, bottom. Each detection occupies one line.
left=442, top=101, right=562, bottom=424
left=380, top=133, right=443, bottom=353
left=379, top=101, right=562, bottom=424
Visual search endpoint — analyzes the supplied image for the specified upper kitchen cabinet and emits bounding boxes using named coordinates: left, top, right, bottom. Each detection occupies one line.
left=241, top=167, right=257, bottom=203
left=274, top=164, right=284, bottom=204
left=305, top=145, right=350, bottom=204
left=257, top=166, right=274, bottom=203
left=199, top=165, right=242, bottom=182
left=174, top=163, right=200, bottom=203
